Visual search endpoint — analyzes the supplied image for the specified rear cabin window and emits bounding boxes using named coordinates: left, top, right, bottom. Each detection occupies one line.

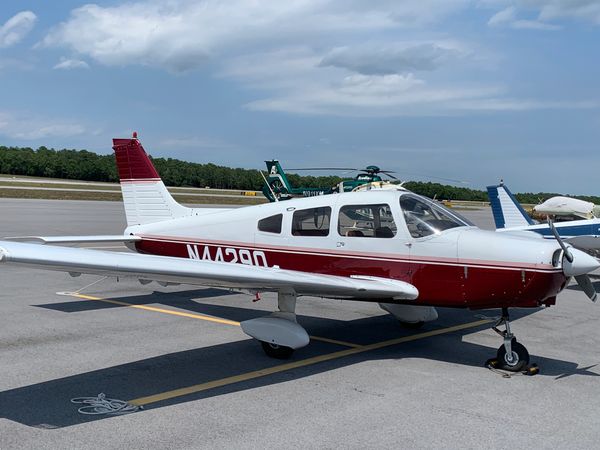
left=258, top=214, right=283, bottom=234
left=338, top=204, right=397, bottom=238
left=292, top=207, right=331, bottom=236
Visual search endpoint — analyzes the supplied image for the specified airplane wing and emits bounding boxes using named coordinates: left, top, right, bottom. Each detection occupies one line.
left=0, top=240, right=418, bottom=301
left=2, top=235, right=141, bottom=245
left=565, top=235, right=600, bottom=250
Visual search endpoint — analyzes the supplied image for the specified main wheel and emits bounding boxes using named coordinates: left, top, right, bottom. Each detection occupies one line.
left=496, top=339, right=529, bottom=372
left=260, top=341, right=294, bottom=359
left=399, top=320, right=425, bottom=330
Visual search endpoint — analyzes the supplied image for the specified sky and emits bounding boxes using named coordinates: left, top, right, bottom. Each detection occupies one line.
left=0, top=0, right=599, bottom=194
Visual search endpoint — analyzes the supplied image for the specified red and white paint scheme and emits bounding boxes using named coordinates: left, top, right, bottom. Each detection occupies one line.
left=1, top=134, right=599, bottom=370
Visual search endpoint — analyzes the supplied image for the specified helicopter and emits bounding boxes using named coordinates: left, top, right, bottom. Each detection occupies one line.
left=261, top=160, right=400, bottom=202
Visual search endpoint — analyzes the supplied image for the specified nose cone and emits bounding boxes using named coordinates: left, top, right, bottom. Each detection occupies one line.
left=563, top=248, right=600, bottom=277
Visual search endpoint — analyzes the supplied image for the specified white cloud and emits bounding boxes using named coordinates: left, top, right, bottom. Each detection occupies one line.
left=487, top=5, right=560, bottom=29
left=41, top=1, right=470, bottom=72
left=0, top=111, right=86, bottom=140
left=39, top=1, right=599, bottom=118
left=533, top=0, right=600, bottom=24
left=488, top=1, right=600, bottom=28
left=0, top=11, right=37, bottom=48
left=53, top=58, right=90, bottom=70
left=223, top=47, right=597, bottom=116
left=319, top=42, right=468, bottom=75
left=488, top=6, right=516, bottom=26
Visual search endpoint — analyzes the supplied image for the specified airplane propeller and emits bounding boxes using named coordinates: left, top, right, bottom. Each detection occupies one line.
left=547, top=217, right=599, bottom=302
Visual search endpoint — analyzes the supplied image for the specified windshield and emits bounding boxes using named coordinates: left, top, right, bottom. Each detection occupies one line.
left=400, top=194, right=473, bottom=238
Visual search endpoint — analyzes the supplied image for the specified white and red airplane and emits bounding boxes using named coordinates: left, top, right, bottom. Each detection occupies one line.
left=1, top=134, right=599, bottom=372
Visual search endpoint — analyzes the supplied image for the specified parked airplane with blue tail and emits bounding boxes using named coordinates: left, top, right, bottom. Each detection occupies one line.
left=486, top=183, right=600, bottom=250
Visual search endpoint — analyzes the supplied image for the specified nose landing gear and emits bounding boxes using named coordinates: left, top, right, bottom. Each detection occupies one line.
left=492, top=308, right=530, bottom=372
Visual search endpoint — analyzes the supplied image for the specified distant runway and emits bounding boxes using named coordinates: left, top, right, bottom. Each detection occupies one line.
left=1, top=198, right=599, bottom=449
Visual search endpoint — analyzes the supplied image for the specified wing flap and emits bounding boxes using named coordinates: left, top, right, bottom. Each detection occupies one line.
left=0, top=240, right=418, bottom=301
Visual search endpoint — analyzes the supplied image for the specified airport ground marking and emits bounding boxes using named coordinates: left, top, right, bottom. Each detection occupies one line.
left=68, top=293, right=361, bottom=347
left=128, top=318, right=492, bottom=407
left=70, top=293, right=240, bottom=326
left=65, top=293, right=490, bottom=407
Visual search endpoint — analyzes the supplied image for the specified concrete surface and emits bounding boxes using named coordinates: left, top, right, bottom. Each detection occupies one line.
left=1, top=199, right=599, bottom=449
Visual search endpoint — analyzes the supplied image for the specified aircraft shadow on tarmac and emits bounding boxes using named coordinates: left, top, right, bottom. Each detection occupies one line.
left=1, top=289, right=598, bottom=429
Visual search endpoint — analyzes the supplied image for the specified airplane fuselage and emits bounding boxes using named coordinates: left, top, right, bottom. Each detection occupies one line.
left=126, top=190, right=568, bottom=309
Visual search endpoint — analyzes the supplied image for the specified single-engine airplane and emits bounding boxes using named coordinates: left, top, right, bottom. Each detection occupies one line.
left=1, top=135, right=599, bottom=372
left=487, top=182, right=600, bottom=251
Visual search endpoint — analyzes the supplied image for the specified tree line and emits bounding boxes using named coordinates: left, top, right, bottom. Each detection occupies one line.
left=0, top=145, right=342, bottom=190
left=1, top=145, right=599, bottom=204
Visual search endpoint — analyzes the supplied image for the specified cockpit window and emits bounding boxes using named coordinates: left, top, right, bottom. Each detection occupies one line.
left=338, top=204, right=397, bottom=238
left=400, top=194, right=471, bottom=238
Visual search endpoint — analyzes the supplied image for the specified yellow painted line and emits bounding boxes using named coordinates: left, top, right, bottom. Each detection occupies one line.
left=128, top=318, right=491, bottom=407
left=68, top=293, right=360, bottom=347
left=70, top=293, right=239, bottom=326
left=309, top=335, right=363, bottom=348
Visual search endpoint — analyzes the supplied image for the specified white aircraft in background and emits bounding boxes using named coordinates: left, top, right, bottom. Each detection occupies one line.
left=0, top=135, right=599, bottom=373
left=487, top=182, right=600, bottom=251
left=534, top=196, right=600, bottom=220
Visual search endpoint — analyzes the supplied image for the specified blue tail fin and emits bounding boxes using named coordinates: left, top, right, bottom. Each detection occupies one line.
left=486, top=183, right=534, bottom=229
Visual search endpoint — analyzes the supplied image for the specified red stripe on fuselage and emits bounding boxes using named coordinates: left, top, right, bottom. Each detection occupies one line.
left=134, top=237, right=565, bottom=309
left=137, top=233, right=557, bottom=272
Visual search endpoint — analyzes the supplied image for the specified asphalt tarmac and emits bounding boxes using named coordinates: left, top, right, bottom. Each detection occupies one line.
left=1, top=198, right=600, bottom=449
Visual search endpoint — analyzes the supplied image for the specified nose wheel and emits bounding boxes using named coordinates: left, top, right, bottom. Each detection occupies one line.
left=492, top=308, right=530, bottom=372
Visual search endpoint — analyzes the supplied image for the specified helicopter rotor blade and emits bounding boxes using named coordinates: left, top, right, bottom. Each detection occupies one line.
left=286, top=167, right=359, bottom=171
left=401, top=173, right=469, bottom=185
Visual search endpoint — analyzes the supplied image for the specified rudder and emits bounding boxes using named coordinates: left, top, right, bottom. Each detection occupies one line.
left=113, top=134, right=190, bottom=226
left=486, top=182, right=534, bottom=229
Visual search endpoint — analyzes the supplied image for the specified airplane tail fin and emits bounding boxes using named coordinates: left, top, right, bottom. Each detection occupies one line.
left=113, top=134, right=190, bottom=226
left=262, top=160, right=294, bottom=202
left=486, top=182, right=534, bottom=229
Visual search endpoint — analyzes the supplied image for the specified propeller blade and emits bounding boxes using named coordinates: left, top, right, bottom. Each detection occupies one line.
left=547, top=218, right=600, bottom=280
left=547, top=217, right=573, bottom=262
left=384, top=173, right=399, bottom=180
left=574, top=274, right=598, bottom=302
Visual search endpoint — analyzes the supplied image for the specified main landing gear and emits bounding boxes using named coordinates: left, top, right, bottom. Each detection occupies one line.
left=491, top=307, right=530, bottom=372
left=240, top=290, right=310, bottom=360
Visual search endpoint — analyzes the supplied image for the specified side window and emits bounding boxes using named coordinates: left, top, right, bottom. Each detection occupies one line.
left=292, top=207, right=331, bottom=236
left=258, top=214, right=283, bottom=234
left=338, top=204, right=397, bottom=238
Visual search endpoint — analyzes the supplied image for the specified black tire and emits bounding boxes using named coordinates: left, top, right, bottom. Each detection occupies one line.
left=496, top=339, right=529, bottom=372
left=260, top=341, right=294, bottom=359
left=399, top=320, right=425, bottom=330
